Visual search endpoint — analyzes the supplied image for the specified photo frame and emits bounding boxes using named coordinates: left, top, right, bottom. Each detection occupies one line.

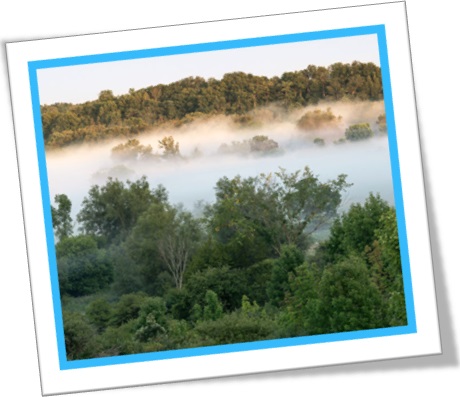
left=6, top=2, right=441, bottom=395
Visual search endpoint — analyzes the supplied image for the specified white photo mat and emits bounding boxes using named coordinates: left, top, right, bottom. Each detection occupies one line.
left=6, top=2, right=440, bottom=395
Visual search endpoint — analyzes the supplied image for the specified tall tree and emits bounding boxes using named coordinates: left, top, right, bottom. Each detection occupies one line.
left=77, top=177, right=165, bottom=245
left=207, top=167, right=350, bottom=267
left=51, top=193, right=73, bottom=241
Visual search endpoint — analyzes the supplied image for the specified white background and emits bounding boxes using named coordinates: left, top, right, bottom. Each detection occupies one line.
left=1, top=1, right=457, bottom=396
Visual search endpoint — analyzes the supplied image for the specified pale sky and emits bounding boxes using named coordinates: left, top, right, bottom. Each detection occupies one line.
left=37, top=34, right=380, bottom=105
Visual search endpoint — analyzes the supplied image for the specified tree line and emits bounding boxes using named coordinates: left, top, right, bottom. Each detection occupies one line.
left=41, top=61, right=383, bottom=148
left=51, top=167, right=406, bottom=360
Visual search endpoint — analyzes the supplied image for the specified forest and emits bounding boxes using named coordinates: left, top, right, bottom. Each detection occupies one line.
left=41, top=61, right=383, bottom=149
left=44, top=61, right=406, bottom=361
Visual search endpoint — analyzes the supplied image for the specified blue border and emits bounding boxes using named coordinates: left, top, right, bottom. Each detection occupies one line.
left=28, top=24, right=416, bottom=371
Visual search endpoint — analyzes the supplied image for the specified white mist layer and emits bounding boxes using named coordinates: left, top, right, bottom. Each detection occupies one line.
left=45, top=101, right=394, bottom=223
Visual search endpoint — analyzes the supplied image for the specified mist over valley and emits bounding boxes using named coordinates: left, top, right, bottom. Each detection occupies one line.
left=46, top=100, right=393, bottom=224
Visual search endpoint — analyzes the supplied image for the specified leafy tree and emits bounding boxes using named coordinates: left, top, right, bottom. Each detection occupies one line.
left=42, top=62, right=382, bottom=148
left=63, top=311, right=101, bottom=360
left=86, top=298, right=113, bottom=332
left=126, top=202, right=201, bottom=292
left=207, top=167, right=350, bottom=268
left=315, top=256, right=385, bottom=333
left=282, top=263, right=321, bottom=336
left=365, top=207, right=407, bottom=326
left=158, top=136, right=180, bottom=157
left=283, top=256, right=385, bottom=336
left=249, top=135, right=279, bottom=153
left=203, top=290, right=223, bottom=321
left=267, top=244, right=305, bottom=307
left=345, top=123, right=373, bottom=141
left=320, top=193, right=391, bottom=266
left=98, top=320, right=142, bottom=357
left=134, top=297, right=168, bottom=342
left=184, top=266, right=246, bottom=312
left=111, top=139, right=154, bottom=162
left=51, top=194, right=73, bottom=241
left=77, top=177, right=164, bottom=245
left=110, top=292, right=148, bottom=327
left=156, top=208, right=203, bottom=289
left=56, top=235, right=113, bottom=297
left=297, top=107, right=341, bottom=131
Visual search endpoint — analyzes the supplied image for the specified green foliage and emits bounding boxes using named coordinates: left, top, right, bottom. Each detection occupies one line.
left=77, top=176, right=164, bottom=245
left=98, top=320, right=142, bottom=357
left=195, top=310, right=276, bottom=345
left=86, top=298, right=113, bottom=332
left=42, top=62, right=382, bottom=148
left=207, top=167, right=350, bottom=268
left=281, top=263, right=321, bottom=336
left=267, top=244, right=305, bottom=307
left=51, top=193, right=73, bottom=241
left=243, top=259, right=275, bottom=305
left=203, top=290, right=224, bottom=321
left=316, top=256, right=386, bottom=333
left=110, top=292, right=148, bottom=326
left=184, top=266, right=246, bottom=312
left=134, top=297, right=168, bottom=342
left=320, top=193, right=391, bottom=266
left=125, top=202, right=202, bottom=293
left=56, top=235, right=113, bottom=297
left=345, top=123, right=373, bottom=141
left=63, top=311, right=101, bottom=360
left=365, top=207, right=407, bottom=326
left=54, top=164, right=406, bottom=359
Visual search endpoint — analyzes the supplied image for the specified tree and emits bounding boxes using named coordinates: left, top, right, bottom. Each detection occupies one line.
left=365, top=207, right=407, bottom=326
left=376, top=113, right=387, bottom=133
left=134, top=297, right=168, bottom=342
left=267, top=244, right=305, bottom=307
left=51, top=194, right=73, bottom=241
left=297, top=107, right=341, bottom=131
left=56, top=235, right=113, bottom=297
left=203, top=290, right=223, bottom=321
left=157, top=208, right=202, bottom=289
left=125, top=202, right=202, bottom=293
left=316, top=256, right=385, bottom=334
left=86, top=298, right=113, bottom=332
left=63, top=311, right=101, bottom=360
left=111, top=139, right=153, bottom=162
left=207, top=167, right=350, bottom=268
left=345, top=123, right=373, bottom=141
left=158, top=136, right=180, bottom=157
left=77, top=177, right=165, bottom=245
left=284, top=256, right=386, bottom=336
left=320, top=193, right=391, bottom=266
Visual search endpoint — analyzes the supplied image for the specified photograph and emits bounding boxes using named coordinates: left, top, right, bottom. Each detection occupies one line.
left=34, top=25, right=413, bottom=366
left=4, top=2, right=444, bottom=395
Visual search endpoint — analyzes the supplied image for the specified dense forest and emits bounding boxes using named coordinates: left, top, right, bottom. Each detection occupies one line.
left=52, top=172, right=405, bottom=360
left=41, top=61, right=383, bottom=148
left=45, top=61, right=406, bottom=361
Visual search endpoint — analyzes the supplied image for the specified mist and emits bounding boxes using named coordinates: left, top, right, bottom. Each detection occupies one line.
left=45, top=100, right=394, bottom=224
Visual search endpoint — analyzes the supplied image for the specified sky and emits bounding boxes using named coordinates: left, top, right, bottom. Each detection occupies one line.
left=37, top=34, right=380, bottom=105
